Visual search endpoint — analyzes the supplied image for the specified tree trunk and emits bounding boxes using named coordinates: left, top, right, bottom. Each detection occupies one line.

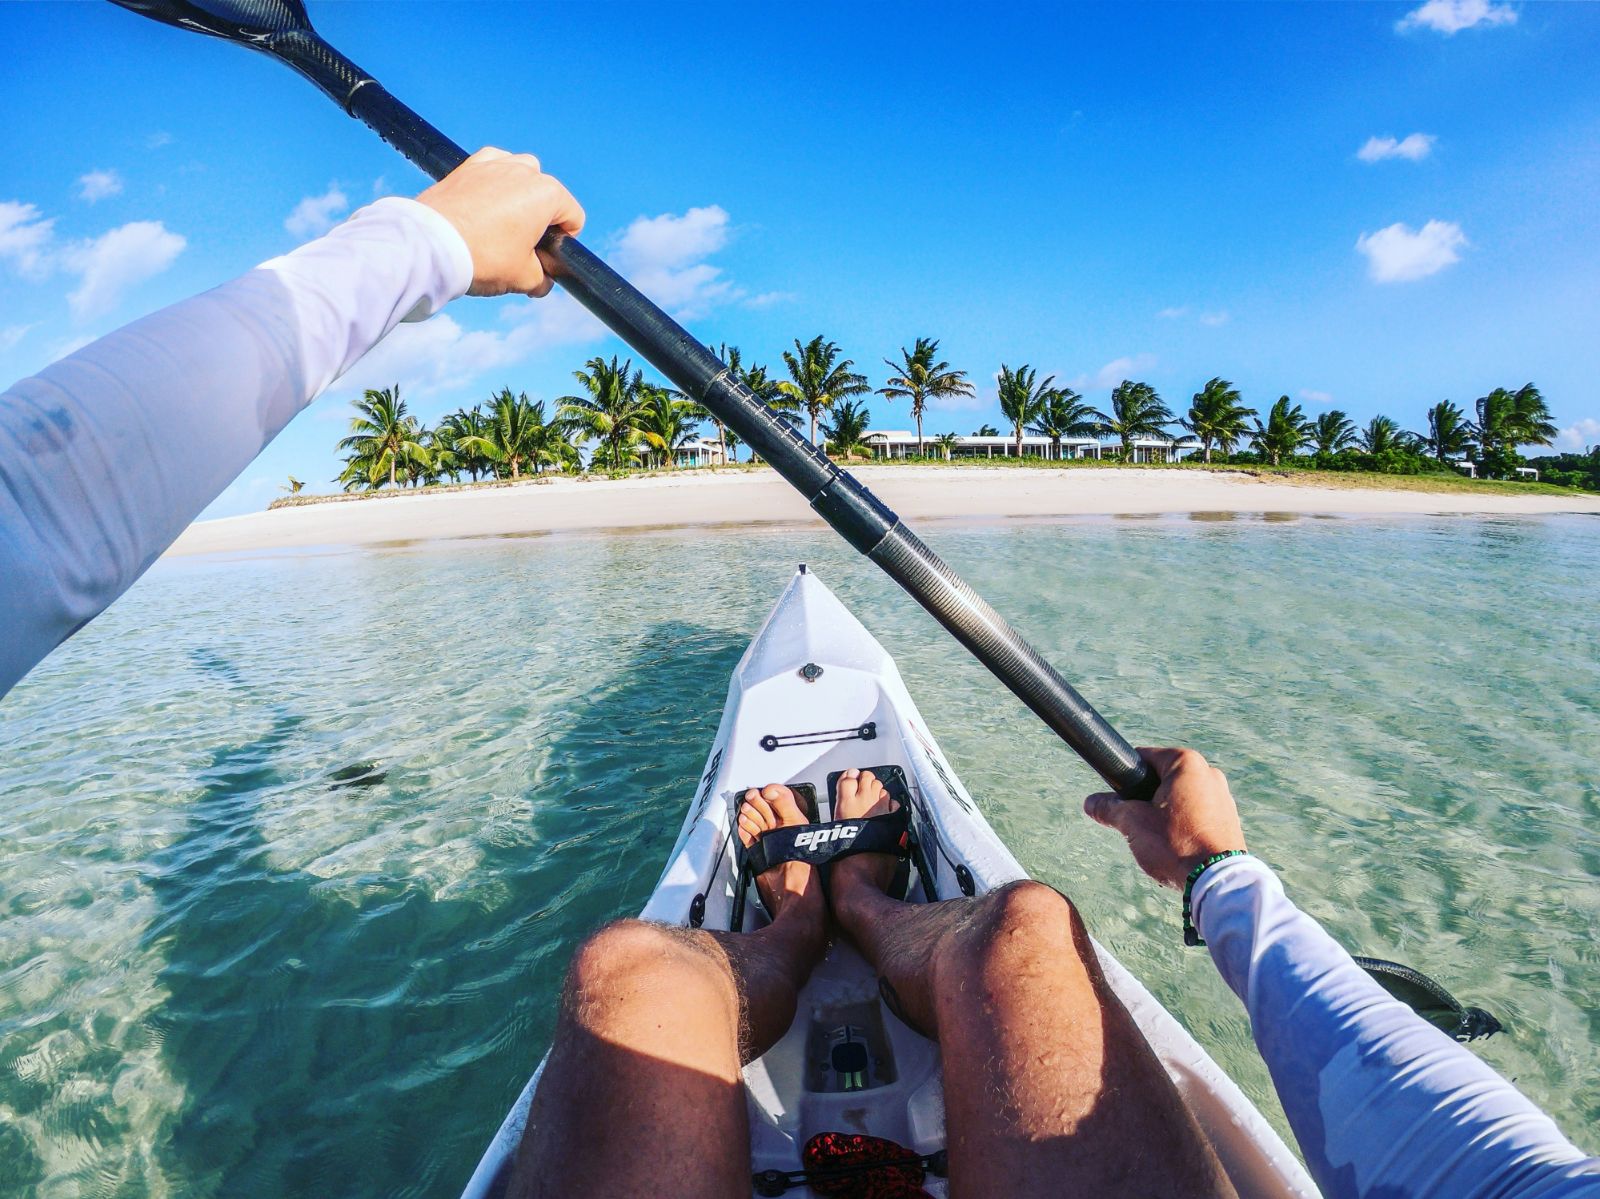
left=389, top=457, right=396, bottom=488
left=1204, top=442, right=1212, bottom=464
left=810, top=410, right=818, bottom=445
left=511, top=459, right=520, bottom=480
left=916, top=411, right=924, bottom=458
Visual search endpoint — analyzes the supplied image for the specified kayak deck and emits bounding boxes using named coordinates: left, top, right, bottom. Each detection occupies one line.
left=461, top=566, right=1316, bottom=1199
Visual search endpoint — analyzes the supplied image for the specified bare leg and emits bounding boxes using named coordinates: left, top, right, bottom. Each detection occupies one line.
left=830, top=768, right=1237, bottom=1199
left=507, top=785, right=824, bottom=1198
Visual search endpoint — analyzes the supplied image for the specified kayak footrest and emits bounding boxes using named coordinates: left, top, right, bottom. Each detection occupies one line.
left=760, top=721, right=876, bottom=752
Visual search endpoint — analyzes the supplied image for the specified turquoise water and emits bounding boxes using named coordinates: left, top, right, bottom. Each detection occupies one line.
left=2, top=513, right=1597, bottom=1196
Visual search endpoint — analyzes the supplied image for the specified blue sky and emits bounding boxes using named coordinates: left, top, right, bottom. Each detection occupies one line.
left=2, top=0, right=1597, bottom=517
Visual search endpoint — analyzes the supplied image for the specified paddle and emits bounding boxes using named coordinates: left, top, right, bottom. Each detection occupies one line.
left=106, top=0, right=1157, bottom=801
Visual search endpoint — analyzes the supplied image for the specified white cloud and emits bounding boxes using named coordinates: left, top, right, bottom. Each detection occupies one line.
left=1157, top=305, right=1227, bottom=326
left=77, top=169, right=124, bottom=203
left=326, top=293, right=604, bottom=403
left=744, top=290, right=795, bottom=309
left=324, top=202, right=770, bottom=406
left=1398, top=0, right=1516, bottom=34
left=146, top=131, right=174, bottom=149
left=610, top=205, right=745, bottom=319
left=1069, top=354, right=1158, bottom=391
left=1556, top=418, right=1600, bottom=451
left=64, top=220, right=187, bottom=319
left=1358, top=133, right=1436, bottom=163
left=0, top=200, right=56, bottom=278
left=1355, top=219, right=1466, bottom=283
left=927, top=383, right=989, bottom=413
left=1300, top=389, right=1335, bottom=406
left=0, top=323, right=35, bottom=353
left=284, top=185, right=349, bottom=239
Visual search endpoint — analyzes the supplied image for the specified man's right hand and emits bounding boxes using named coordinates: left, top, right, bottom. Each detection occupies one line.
left=1084, top=747, right=1248, bottom=889
left=416, top=146, right=585, bottom=299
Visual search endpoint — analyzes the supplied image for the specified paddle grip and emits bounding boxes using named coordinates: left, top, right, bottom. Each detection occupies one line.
left=320, top=57, right=1158, bottom=800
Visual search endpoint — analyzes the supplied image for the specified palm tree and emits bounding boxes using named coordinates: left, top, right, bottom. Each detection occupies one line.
left=560, top=356, right=651, bottom=472
left=636, top=386, right=700, bottom=468
left=1251, top=396, right=1312, bottom=466
left=337, top=385, right=430, bottom=489
left=1026, top=386, right=1099, bottom=459
left=877, top=337, right=975, bottom=457
left=820, top=398, right=873, bottom=460
left=459, top=389, right=568, bottom=480
left=1418, top=400, right=1471, bottom=465
left=1472, top=383, right=1555, bottom=469
left=1092, top=380, right=1173, bottom=462
left=724, top=426, right=743, bottom=463
left=1182, top=378, right=1256, bottom=463
left=417, top=418, right=460, bottom=485
left=933, top=432, right=959, bottom=460
left=1310, top=409, right=1358, bottom=455
left=997, top=365, right=1055, bottom=457
left=438, top=406, right=494, bottom=481
left=1358, top=415, right=1403, bottom=455
left=779, top=335, right=870, bottom=445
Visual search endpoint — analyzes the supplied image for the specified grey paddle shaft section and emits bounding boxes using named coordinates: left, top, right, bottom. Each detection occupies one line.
left=107, top=0, right=1156, bottom=799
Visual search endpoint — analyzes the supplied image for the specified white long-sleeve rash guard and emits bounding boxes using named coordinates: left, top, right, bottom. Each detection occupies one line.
left=0, top=197, right=473, bottom=698
left=1194, top=855, right=1599, bottom=1197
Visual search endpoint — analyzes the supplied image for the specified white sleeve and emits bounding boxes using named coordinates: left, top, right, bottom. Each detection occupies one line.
left=0, top=197, right=473, bottom=699
left=1194, top=855, right=1600, bottom=1198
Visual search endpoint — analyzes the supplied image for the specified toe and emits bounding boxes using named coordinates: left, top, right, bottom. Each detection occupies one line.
left=737, top=809, right=763, bottom=848
left=747, top=791, right=777, bottom=829
left=762, top=783, right=807, bottom=825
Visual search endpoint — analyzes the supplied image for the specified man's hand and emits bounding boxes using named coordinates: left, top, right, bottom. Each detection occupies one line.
left=416, top=147, right=585, bottom=299
left=1084, top=747, right=1247, bottom=889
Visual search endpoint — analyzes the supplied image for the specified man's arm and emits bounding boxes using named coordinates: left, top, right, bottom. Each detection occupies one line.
left=1087, top=749, right=1598, bottom=1198
left=0, top=149, right=581, bottom=699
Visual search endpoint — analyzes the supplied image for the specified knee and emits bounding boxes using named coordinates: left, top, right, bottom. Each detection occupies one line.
left=939, top=880, right=1088, bottom=971
left=986, top=879, right=1082, bottom=939
left=565, top=919, right=730, bottom=1009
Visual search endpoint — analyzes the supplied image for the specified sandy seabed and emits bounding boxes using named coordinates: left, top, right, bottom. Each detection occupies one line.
left=167, top=467, right=1600, bottom=558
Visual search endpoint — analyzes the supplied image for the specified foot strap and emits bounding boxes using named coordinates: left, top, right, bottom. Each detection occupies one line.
left=744, top=806, right=910, bottom=876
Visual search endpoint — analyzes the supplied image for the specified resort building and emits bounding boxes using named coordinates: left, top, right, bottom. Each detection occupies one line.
left=862, top=430, right=1203, bottom=463
left=674, top=438, right=729, bottom=468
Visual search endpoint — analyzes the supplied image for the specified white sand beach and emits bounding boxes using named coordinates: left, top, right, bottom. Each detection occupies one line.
left=168, top=467, right=1600, bottom=558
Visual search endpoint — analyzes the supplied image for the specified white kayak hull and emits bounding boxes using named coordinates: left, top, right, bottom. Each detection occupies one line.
left=463, top=566, right=1316, bottom=1198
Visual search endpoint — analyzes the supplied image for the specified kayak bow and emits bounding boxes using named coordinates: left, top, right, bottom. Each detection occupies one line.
left=462, top=567, right=1316, bottom=1198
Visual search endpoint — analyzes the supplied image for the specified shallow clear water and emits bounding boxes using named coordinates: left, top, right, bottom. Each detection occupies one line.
left=2, top=513, right=1597, bottom=1197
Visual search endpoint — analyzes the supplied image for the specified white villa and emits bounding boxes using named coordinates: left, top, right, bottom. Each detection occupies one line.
left=862, top=429, right=1204, bottom=464
left=673, top=437, right=729, bottom=467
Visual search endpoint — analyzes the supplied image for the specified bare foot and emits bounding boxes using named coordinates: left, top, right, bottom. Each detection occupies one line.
left=830, top=768, right=899, bottom=898
left=737, top=784, right=825, bottom=925
left=827, top=770, right=946, bottom=1037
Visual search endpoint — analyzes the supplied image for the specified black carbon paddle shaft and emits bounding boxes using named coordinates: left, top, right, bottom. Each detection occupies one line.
left=312, top=61, right=1160, bottom=800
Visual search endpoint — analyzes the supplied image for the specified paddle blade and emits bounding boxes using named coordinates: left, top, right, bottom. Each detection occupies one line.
left=108, top=0, right=312, bottom=42
left=108, top=0, right=369, bottom=106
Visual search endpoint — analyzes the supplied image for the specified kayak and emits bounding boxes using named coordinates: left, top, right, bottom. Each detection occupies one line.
left=461, top=565, right=1318, bottom=1198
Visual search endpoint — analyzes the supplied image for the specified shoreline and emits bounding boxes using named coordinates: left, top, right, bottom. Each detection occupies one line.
left=169, top=466, right=1600, bottom=558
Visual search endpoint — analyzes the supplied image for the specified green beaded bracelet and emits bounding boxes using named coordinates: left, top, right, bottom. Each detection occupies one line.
left=1182, top=850, right=1249, bottom=946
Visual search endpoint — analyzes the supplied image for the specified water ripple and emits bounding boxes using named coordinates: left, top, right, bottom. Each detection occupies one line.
left=1, top=515, right=1597, bottom=1195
